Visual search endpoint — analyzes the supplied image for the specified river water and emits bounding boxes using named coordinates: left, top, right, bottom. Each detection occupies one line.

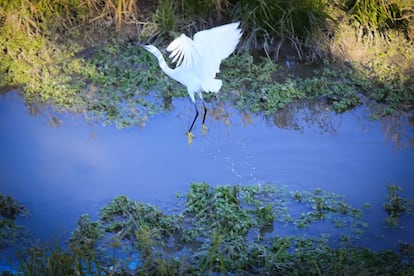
left=1, top=91, right=413, bottom=257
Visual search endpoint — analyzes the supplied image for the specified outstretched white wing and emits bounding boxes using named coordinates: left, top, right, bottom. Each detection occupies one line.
left=193, top=22, right=242, bottom=77
left=166, top=34, right=200, bottom=69
left=166, top=22, right=242, bottom=75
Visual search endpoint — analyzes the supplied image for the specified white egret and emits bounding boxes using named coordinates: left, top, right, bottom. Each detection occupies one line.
left=141, top=22, right=242, bottom=144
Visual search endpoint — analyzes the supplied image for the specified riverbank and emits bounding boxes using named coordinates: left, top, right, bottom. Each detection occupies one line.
left=1, top=0, right=413, bottom=127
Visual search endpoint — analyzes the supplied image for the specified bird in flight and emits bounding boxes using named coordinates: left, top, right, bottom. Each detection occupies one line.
left=141, top=22, right=242, bottom=144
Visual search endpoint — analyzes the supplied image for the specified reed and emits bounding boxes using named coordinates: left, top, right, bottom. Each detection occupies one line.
left=343, top=0, right=413, bottom=39
left=177, top=0, right=230, bottom=21
left=0, top=0, right=140, bottom=36
left=153, top=0, right=176, bottom=32
left=232, top=0, right=329, bottom=58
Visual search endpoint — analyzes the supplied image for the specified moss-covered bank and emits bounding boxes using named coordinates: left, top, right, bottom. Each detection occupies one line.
left=0, top=0, right=413, bottom=128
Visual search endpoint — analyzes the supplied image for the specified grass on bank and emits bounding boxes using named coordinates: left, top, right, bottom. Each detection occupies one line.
left=0, top=0, right=413, bottom=127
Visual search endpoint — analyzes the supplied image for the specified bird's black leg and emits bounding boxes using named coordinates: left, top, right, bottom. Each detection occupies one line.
left=188, top=102, right=199, bottom=134
left=202, top=102, right=207, bottom=125
left=201, top=101, right=208, bottom=135
left=187, top=102, right=198, bottom=144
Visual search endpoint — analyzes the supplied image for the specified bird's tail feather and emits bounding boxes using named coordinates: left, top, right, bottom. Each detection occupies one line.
left=203, top=79, right=222, bottom=93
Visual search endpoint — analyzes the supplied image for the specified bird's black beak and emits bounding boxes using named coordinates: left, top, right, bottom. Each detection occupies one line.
left=137, top=43, right=151, bottom=51
left=135, top=42, right=146, bottom=48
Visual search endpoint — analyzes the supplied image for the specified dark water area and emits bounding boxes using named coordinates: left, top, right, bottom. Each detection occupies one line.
left=1, top=91, right=414, bottom=263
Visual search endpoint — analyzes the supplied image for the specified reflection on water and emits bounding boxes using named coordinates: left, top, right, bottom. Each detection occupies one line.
left=381, top=114, right=414, bottom=151
left=272, top=100, right=339, bottom=135
left=208, top=100, right=253, bottom=127
left=0, top=90, right=413, bottom=253
left=211, top=96, right=414, bottom=150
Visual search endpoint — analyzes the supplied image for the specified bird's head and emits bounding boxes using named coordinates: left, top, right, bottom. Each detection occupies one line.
left=140, top=44, right=160, bottom=56
left=138, top=43, right=172, bottom=73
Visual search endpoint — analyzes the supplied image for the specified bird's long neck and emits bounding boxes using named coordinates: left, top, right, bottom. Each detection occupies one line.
left=151, top=48, right=174, bottom=77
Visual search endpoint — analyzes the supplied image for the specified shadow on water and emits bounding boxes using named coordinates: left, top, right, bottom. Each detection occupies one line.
left=0, top=90, right=413, bottom=257
left=212, top=93, right=414, bottom=150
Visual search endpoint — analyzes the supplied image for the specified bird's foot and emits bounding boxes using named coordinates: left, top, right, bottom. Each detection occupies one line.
left=187, top=132, right=195, bottom=145
left=202, top=124, right=208, bottom=135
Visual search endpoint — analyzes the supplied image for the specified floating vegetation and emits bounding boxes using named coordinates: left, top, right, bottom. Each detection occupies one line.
left=17, top=242, right=80, bottom=276
left=384, top=183, right=413, bottom=228
left=0, top=194, right=29, bottom=250
left=0, top=194, right=29, bottom=220
left=3, top=183, right=412, bottom=274
left=291, top=189, right=368, bottom=236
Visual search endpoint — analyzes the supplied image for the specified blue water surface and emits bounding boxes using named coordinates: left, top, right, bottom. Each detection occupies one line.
left=0, top=91, right=413, bottom=262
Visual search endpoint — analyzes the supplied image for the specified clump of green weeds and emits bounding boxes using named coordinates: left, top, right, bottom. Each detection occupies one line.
left=177, top=0, right=230, bottom=21
left=221, top=54, right=365, bottom=115
left=0, top=0, right=140, bottom=36
left=221, top=53, right=305, bottom=115
left=297, top=67, right=364, bottom=112
left=8, top=183, right=414, bottom=274
left=182, top=183, right=285, bottom=247
left=292, top=189, right=369, bottom=238
left=221, top=53, right=412, bottom=118
left=0, top=0, right=89, bottom=36
left=0, top=25, right=94, bottom=109
left=17, top=242, right=80, bottom=275
left=232, top=0, right=330, bottom=58
left=100, top=195, right=180, bottom=244
left=153, top=0, right=231, bottom=35
left=0, top=0, right=90, bottom=107
left=153, top=0, right=177, bottom=32
left=342, top=0, right=413, bottom=40
left=0, top=194, right=29, bottom=220
left=83, top=41, right=185, bottom=127
left=384, top=183, right=413, bottom=228
left=363, top=45, right=414, bottom=117
left=0, top=194, right=29, bottom=250
left=0, top=0, right=152, bottom=127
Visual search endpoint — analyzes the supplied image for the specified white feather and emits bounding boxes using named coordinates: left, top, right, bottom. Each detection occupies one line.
left=166, top=22, right=242, bottom=80
left=144, top=22, right=242, bottom=101
left=142, top=22, right=242, bottom=140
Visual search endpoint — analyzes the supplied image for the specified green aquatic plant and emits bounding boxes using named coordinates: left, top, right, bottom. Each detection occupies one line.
left=384, top=183, right=413, bottom=228
left=6, top=184, right=414, bottom=274
left=291, top=189, right=368, bottom=238
left=0, top=194, right=29, bottom=251
left=0, top=194, right=29, bottom=220
left=17, top=242, right=78, bottom=275
left=184, top=184, right=252, bottom=239
left=69, top=215, right=105, bottom=273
